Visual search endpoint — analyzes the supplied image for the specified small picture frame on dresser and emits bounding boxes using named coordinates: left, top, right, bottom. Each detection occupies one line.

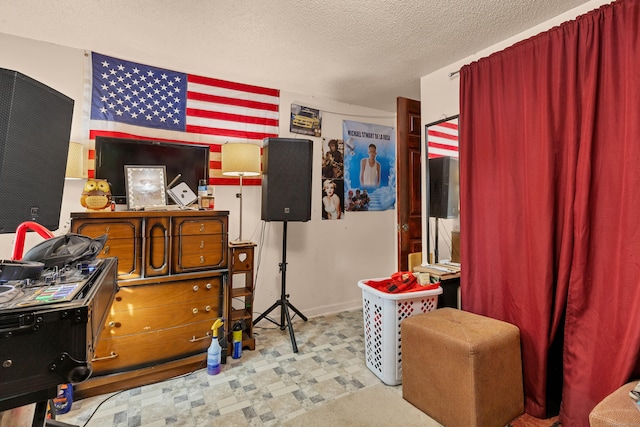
left=124, top=165, right=167, bottom=210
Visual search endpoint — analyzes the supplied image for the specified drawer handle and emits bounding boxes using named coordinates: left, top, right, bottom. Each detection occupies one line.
left=93, top=351, right=118, bottom=362
left=200, top=255, right=205, bottom=264
left=192, top=285, right=199, bottom=292
left=199, top=224, right=205, bottom=232
left=192, top=308, right=199, bottom=315
left=205, top=283, right=212, bottom=290
left=108, top=321, right=116, bottom=328
left=205, top=305, right=211, bottom=312
left=200, top=240, right=205, bottom=249
left=103, top=245, right=110, bottom=255
left=105, top=226, right=110, bottom=232
left=190, top=332, right=211, bottom=343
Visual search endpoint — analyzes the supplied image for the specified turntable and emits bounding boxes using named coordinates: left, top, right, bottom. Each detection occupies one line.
left=0, top=284, right=21, bottom=303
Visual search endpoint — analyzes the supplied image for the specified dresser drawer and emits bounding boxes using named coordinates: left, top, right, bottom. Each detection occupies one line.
left=113, top=275, right=222, bottom=307
left=102, top=298, right=221, bottom=337
left=174, top=217, right=225, bottom=236
left=91, top=319, right=213, bottom=375
left=173, top=234, right=225, bottom=272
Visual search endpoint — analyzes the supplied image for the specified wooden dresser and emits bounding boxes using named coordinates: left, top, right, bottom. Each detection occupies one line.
left=69, top=210, right=228, bottom=398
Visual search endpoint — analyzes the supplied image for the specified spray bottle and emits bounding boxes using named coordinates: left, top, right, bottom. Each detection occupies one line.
left=207, top=318, right=224, bottom=375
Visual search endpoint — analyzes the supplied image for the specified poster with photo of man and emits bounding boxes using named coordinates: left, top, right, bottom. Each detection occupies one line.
left=342, top=120, right=396, bottom=211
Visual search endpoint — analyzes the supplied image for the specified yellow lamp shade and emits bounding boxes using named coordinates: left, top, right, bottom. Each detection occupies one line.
left=65, top=142, right=84, bottom=179
left=221, top=143, right=261, bottom=177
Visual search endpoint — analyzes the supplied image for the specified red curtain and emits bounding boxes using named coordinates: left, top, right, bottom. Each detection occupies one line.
left=459, top=1, right=640, bottom=425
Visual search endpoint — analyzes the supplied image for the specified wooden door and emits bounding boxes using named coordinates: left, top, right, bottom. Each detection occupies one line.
left=396, top=97, right=422, bottom=271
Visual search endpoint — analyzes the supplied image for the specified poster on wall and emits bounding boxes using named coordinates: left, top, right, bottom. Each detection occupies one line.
left=290, top=104, right=322, bottom=137
left=321, top=138, right=345, bottom=220
left=342, top=120, right=396, bottom=212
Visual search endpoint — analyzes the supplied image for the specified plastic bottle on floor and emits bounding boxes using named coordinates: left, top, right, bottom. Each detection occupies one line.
left=232, top=322, right=243, bottom=359
left=207, top=318, right=224, bottom=375
left=52, top=383, right=73, bottom=415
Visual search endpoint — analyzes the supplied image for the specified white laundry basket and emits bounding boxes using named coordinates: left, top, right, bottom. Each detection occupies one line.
left=358, top=279, right=442, bottom=385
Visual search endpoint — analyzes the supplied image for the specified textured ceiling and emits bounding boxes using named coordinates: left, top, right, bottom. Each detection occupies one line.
left=0, top=0, right=593, bottom=111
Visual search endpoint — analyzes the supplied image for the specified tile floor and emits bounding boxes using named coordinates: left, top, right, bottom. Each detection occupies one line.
left=57, top=309, right=392, bottom=427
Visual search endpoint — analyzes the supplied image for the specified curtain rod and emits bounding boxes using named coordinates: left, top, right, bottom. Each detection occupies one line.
left=448, top=70, right=460, bottom=77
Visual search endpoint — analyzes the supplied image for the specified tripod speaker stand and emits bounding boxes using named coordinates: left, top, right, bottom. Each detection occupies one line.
left=253, top=221, right=307, bottom=352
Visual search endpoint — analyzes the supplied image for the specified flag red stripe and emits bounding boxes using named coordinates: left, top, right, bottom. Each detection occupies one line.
left=187, top=91, right=279, bottom=112
left=435, top=121, right=458, bottom=130
left=187, top=108, right=279, bottom=127
left=427, top=129, right=458, bottom=141
left=186, top=124, right=277, bottom=140
left=89, top=130, right=186, bottom=144
left=211, top=177, right=262, bottom=186
left=428, top=142, right=459, bottom=152
left=188, top=74, right=279, bottom=98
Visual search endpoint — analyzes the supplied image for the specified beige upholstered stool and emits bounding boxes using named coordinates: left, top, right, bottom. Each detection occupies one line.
left=402, top=307, right=524, bottom=427
left=589, top=381, right=640, bottom=426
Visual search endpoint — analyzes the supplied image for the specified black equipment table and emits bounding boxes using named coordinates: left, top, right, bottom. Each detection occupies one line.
left=0, top=257, right=118, bottom=425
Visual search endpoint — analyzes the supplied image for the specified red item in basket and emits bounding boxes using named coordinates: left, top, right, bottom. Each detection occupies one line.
left=365, top=272, right=439, bottom=294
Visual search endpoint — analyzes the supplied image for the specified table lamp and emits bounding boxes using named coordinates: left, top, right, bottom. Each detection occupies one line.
left=65, top=142, right=84, bottom=179
left=222, top=143, right=261, bottom=243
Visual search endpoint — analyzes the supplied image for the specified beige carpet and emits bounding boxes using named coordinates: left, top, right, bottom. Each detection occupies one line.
left=283, top=383, right=442, bottom=427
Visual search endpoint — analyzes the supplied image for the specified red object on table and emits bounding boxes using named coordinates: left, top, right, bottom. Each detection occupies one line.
left=11, top=221, right=55, bottom=261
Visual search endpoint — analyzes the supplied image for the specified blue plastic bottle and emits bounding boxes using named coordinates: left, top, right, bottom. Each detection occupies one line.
left=207, top=319, right=224, bottom=375
left=232, top=322, right=243, bottom=359
left=52, top=383, right=73, bottom=414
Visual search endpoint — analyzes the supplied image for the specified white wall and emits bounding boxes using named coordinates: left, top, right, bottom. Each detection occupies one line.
left=2, top=0, right=610, bottom=319
left=419, top=0, right=613, bottom=262
left=0, top=32, right=396, bottom=320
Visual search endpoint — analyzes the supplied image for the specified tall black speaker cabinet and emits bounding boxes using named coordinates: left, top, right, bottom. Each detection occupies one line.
left=428, top=156, right=459, bottom=219
left=0, top=68, right=74, bottom=233
left=261, top=138, right=313, bottom=222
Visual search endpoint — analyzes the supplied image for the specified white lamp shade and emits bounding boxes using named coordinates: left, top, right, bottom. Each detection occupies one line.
left=221, top=143, right=261, bottom=177
left=65, top=141, right=84, bottom=178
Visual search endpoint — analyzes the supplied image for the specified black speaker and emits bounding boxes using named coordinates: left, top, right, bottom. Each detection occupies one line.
left=0, top=68, right=74, bottom=233
left=261, top=138, right=313, bottom=222
left=429, top=156, right=459, bottom=219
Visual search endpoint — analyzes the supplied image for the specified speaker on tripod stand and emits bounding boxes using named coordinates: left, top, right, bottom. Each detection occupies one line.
left=254, top=138, right=313, bottom=353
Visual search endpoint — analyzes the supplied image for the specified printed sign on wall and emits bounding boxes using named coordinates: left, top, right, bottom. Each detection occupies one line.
left=342, top=121, right=396, bottom=212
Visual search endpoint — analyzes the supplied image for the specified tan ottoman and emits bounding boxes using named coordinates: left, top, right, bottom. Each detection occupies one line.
left=589, top=381, right=640, bottom=426
left=402, top=307, right=524, bottom=427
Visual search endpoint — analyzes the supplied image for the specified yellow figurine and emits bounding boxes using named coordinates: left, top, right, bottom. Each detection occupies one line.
left=81, top=179, right=112, bottom=210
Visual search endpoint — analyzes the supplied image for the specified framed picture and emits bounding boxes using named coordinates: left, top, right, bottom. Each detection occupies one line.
left=124, top=165, right=167, bottom=210
left=290, top=103, right=322, bottom=137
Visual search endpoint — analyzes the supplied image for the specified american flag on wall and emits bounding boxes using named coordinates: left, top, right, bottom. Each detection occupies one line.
left=84, top=52, right=280, bottom=185
left=426, top=117, right=458, bottom=159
